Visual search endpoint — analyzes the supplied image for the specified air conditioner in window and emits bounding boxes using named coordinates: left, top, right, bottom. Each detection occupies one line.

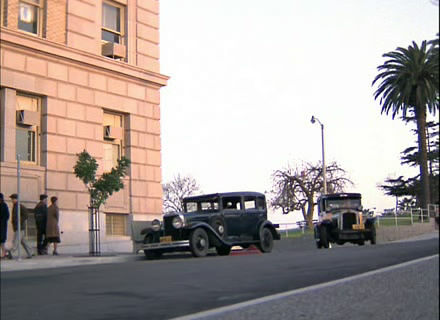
left=104, top=125, right=123, bottom=140
left=102, top=42, right=126, bottom=59
left=16, top=110, right=39, bottom=126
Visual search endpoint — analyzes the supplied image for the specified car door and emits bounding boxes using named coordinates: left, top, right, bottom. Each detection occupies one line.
left=222, top=196, right=242, bottom=237
left=240, top=196, right=262, bottom=239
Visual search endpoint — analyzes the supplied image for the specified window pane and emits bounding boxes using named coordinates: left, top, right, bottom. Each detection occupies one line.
left=102, top=30, right=120, bottom=44
left=106, top=214, right=127, bottom=236
left=16, top=129, right=35, bottom=162
left=103, top=143, right=120, bottom=171
left=102, top=3, right=120, bottom=32
left=18, top=3, right=39, bottom=34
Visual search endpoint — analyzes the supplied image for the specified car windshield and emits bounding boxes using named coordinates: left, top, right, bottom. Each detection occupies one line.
left=326, top=198, right=361, bottom=210
left=184, top=200, right=219, bottom=213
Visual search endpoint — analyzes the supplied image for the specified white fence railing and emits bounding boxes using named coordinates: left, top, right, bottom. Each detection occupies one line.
left=376, top=207, right=435, bottom=227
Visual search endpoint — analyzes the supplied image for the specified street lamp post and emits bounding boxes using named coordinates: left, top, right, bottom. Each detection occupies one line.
left=311, top=116, right=327, bottom=194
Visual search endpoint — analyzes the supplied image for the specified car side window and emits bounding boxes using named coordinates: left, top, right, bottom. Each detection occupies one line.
left=244, top=197, right=257, bottom=210
left=222, top=197, right=241, bottom=210
left=256, top=197, right=266, bottom=210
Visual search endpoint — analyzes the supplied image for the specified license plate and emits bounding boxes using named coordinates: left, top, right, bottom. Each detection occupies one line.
left=160, top=236, right=172, bottom=243
left=352, top=224, right=365, bottom=230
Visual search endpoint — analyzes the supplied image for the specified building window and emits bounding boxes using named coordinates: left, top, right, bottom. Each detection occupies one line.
left=102, top=1, right=124, bottom=44
left=16, top=93, right=40, bottom=163
left=106, top=213, right=127, bottom=236
left=18, top=0, right=44, bottom=36
left=103, top=111, right=124, bottom=172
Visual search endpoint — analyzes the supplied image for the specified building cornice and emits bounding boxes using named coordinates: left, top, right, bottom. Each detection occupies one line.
left=0, top=27, right=169, bottom=88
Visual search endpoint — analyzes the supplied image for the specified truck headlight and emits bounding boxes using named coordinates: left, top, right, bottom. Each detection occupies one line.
left=172, top=215, right=184, bottom=229
left=152, top=219, right=161, bottom=231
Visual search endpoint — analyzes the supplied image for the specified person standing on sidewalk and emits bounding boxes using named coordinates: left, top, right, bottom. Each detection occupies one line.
left=34, top=194, right=48, bottom=255
left=0, top=193, right=10, bottom=259
left=46, top=196, right=61, bottom=255
left=9, top=194, right=33, bottom=259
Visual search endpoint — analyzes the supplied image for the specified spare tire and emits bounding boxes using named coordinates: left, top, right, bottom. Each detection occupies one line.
left=209, top=216, right=227, bottom=238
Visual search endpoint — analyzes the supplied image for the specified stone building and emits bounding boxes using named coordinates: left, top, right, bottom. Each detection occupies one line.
left=0, top=0, right=168, bottom=253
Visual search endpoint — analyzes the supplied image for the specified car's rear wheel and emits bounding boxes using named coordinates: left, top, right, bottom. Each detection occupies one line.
left=216, top=245, right=231, bottom=256
left=358, top=240, right=365, bottom=246
left=370, top=224, right=377, bottom=245
left=190, top=228, right=209, bottom=257
left=143, top=235, right=163, bottom=260
left=319, top=225, right=330, bottom=249
left=258, top=228, right=274, bottom=253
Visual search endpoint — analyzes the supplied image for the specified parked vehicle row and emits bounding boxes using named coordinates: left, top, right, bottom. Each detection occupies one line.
left=139, top=191, right=376, bottom=260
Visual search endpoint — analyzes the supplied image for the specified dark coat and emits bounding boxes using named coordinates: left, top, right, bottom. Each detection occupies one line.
left=12, top=203, right=28, bottom=232
left=34, top=201, right=48, bottom=229
left=0, top=201, right=9, bottom=243
left=46, top=204, right=60, bottom=238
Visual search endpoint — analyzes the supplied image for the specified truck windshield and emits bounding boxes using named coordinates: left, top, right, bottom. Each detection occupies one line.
left=326, top=198, right=361, bottom=210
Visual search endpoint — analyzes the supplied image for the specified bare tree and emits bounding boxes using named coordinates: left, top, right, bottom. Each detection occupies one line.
left=270, top=161, right=353, bottom=228
left=163, top=174, right=200, bottom=213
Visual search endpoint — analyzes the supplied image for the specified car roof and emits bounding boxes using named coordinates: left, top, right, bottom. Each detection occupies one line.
left=183, top=191, right=265, bottom=202
left=318, top=193, right=362, bottom=200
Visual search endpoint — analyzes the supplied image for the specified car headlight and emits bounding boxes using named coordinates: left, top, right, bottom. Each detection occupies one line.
left=151, top=219, right=161, bottom=231
left=172, top=215, right=184, bottom=229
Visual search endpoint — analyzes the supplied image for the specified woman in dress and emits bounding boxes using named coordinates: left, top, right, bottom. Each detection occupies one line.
left=0, top=193, right=10, bottom=258
left=46, top=196, right=60, bottom=255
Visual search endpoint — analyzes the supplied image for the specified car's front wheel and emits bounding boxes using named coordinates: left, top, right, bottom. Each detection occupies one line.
left=143, top=235, right=163, bottom=260
left=189, top=228, right=209, bottom=257
left=258, top=228, right=274, bottom=253
left=216, top=245, right=231, bottom=256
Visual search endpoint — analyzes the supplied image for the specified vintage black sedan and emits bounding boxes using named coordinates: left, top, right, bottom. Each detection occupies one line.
left=140, top=192, right=280, bottom=259
left=313, top=193, right=376, bottom=248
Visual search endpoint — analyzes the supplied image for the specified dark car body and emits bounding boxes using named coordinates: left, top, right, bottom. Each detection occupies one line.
left=313, top=193, right=376, bottom=248
left=140, top=192, right=280, bottom=258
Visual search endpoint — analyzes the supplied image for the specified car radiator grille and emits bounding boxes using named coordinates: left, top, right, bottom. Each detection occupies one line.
left=342, top=213, right=357, bottom=230
left=163, top=215, right=183, bottom=239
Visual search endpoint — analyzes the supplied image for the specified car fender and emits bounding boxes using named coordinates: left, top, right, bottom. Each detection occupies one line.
left=364, top=216, right=376, bottom=227
left=258, top=220, right=280, bottom=240
left=184, top=222, right=229, bottom=246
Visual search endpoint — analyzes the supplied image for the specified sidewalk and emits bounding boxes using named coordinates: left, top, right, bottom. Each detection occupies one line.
left=1, top=232, right=438, bottom=273
left=0, top=252, right=140, bottom=272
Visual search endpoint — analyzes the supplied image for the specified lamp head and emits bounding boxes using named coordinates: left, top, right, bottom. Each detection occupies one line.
left=310, top=116, right=315, bottom=124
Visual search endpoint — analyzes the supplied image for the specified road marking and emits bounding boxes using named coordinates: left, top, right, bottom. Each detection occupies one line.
left=171, top=254, right=439, bottom=320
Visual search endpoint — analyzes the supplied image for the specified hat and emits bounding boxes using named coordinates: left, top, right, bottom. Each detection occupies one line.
left=40, top=194, right=48, bottom=200
left=10, top=194, right=18, bottom=199
left=0, top=193, right=4, bottom=200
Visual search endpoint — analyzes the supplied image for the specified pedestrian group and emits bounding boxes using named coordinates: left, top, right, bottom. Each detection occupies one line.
left=0, top=192, right=61, bottom=259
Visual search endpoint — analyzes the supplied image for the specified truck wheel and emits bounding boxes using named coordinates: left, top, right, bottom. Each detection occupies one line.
left=358, top=240, right=365, bottom=246
left=143, top=235, right=162, bottom=259
left=190, top=228, right=209, bottom=257
left=258, top=228, right=274, bottom=253
left=216, top=245, right=231, bottom=256
left=320, top=225, right=330, bottom=249
left=314, top=227, right=322, bottom=249
left=370, top=224, right=377, bottom=245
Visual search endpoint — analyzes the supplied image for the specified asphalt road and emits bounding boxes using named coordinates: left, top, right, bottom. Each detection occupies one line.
left=1, top=237, right=438, bottom=320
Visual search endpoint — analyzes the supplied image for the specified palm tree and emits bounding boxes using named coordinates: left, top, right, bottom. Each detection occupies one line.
left=372, top=37, right=439, bottom=208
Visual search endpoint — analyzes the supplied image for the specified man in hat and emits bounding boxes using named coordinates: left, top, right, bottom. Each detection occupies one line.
left=0, top=193, right=10, bottom=259
left=9, top=194, right=33, bottom=259
left=34, top=194, right=49, bottom=255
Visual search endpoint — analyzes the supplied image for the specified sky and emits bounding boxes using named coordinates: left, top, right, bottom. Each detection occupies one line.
left=159, top=0, right=439, bottom=224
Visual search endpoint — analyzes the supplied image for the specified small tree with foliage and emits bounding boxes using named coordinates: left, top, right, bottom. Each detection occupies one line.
left=74, top=150, right=131, bottom=209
